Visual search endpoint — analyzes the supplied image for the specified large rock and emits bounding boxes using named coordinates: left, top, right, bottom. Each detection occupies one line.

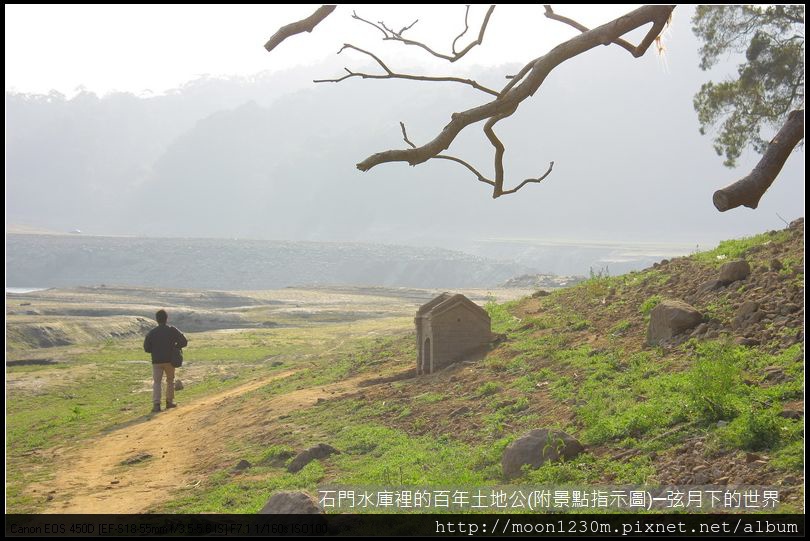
left=718, top=260, right=751, bottom=284
left=731, top=301, right=764, bottom=331
left=697, top=279, right=725, bottom=293
left=259, top=491, right=323, bottom=514
left=287, top=443, right=340, bottom=473
left=647, top=300, right=703, bottom=346
left=502, top=429, right=584, bottom=479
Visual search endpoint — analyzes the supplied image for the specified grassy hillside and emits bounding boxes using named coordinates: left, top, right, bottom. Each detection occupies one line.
left=5, top=222, right=804, bottom=513
left=159, top=221, right=804, bottom=513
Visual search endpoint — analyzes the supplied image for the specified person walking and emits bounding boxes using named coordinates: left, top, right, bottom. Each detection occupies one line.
left=143, top=309, right=188, bottom=413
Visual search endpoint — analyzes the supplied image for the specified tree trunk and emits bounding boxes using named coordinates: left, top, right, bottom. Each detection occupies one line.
left=713, top=110, right=804, bottom=212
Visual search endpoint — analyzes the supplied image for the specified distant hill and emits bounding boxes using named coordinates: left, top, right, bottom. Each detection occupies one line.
left=5, top=233, right=530, bottom=290
left=6, top=19, right=804, bottom=250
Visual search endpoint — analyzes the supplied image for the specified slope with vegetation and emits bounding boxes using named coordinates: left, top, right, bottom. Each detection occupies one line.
left=160, top=220, right=803, bottom=513
left=6, top=223, right=803, bottom=513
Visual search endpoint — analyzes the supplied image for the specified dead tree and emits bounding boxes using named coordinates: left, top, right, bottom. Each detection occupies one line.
left=266, top=5, right=676, bottom=198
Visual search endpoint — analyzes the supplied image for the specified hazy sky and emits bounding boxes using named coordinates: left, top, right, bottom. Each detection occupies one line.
left=7, top=4, right=651, bottom=96
left=5, top=4, right=804, bottom=250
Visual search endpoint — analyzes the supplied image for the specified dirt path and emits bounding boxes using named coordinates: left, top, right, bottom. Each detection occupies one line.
left=42, top=369, right=373, bottom=513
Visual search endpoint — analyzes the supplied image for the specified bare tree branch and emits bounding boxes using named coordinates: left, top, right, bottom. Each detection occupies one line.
left=401, top=122, right=492, bottom=187
left=543, top=5, right=638, bottom=56
left=499, top=163, right=555, bottom=196
left=356, top=5, right=675, bottom=199
left=314, top=44, right=499, bottom=96
left=452, top=5, right=472, bottom=55
left=400, top=122, right=551, bottom=195
left=352, top=6, right=495, bottom=63
left=399, top=122, right=416, bottom=149
left=713, top=109, right=804, bottom=211
left=264, top=5, right=336, bottom=52
left=544, top=5, right=672, bottom=58
left=266, top=5, right=676, bottom=199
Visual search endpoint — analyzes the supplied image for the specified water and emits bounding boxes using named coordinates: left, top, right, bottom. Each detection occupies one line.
left=6, top=287, right=49, bottom=294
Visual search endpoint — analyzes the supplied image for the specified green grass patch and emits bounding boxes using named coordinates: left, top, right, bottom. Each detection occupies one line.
left=692, top=229, right=791, bottom=266
left=476, top=382, right=501, bottom=397
left=609, top=320, right=633, bottom=336
left=639, top=295, right=662, bottom=316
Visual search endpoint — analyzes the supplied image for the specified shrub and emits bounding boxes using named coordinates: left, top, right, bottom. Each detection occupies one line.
left=717, top=406, right=783, bottom=451
left=687, top=343, right=744, bottom=422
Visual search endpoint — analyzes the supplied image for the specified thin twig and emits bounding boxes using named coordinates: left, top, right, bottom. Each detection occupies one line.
left=399, top=122, right=416, bottom=149
left=452, top=5, right=472, bottom=55
left=401, top=122, right=550, bottom=194
left=352, top=6, right=495, bottom=63
left=314, top=44, right=499, bottom=96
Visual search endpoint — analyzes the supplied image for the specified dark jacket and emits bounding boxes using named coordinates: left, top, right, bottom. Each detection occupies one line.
left=144, top=324, right=188, bottom=364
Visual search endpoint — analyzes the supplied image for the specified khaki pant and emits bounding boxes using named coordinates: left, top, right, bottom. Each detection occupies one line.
left=152, top=363, right=175, bottom=404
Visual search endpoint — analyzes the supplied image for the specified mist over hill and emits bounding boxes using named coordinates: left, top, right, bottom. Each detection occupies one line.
left=6, top=18, right=803, bottom=274
left=6, top=234, right=529, bottom=290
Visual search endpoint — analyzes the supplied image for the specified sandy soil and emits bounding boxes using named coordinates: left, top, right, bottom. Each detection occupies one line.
left=40, top=369, right=378, bottom=513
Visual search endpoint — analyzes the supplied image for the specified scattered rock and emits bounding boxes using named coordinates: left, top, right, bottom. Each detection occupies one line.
left=770, top=259, right=783, bottom=272
left=120, top=452, right=152, bottom=466
left=174, top=380, right=184, bottom=391
left=778, top=409, right=803, bottom=420
left=694, top=472, right=710, bottom=485
left=259, top=491, right=324, bottom=514
left=232, top=459, right=252, bottom=473
left=261, top=450, right=295, bottom=467
left=646, top=300, right=703, bottom=346
left=734, top=337, right=760, bottom=347
left=288, top=444, right=340, bottom=473
left=716, top=420, right=728, bottom=428
left=698, top=279, right=725, bottom=293
left=271, top=360, right=284, bottom=367
left=736, top=301, right=759, bottom=317
left=780, top=335, right=800, bottom=348
left=502, top=429, right=584, bottom=479
left=781, top=303, right=800, bottom=314
left=718, top=260, right=751, bottom=284
left=450, top=406, right=470, bottom=417
left=745, top=453, right=761, bottom=463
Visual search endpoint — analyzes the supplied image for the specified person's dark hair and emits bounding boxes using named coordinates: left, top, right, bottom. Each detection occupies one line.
left=156, top=309, right=168, bottom=325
